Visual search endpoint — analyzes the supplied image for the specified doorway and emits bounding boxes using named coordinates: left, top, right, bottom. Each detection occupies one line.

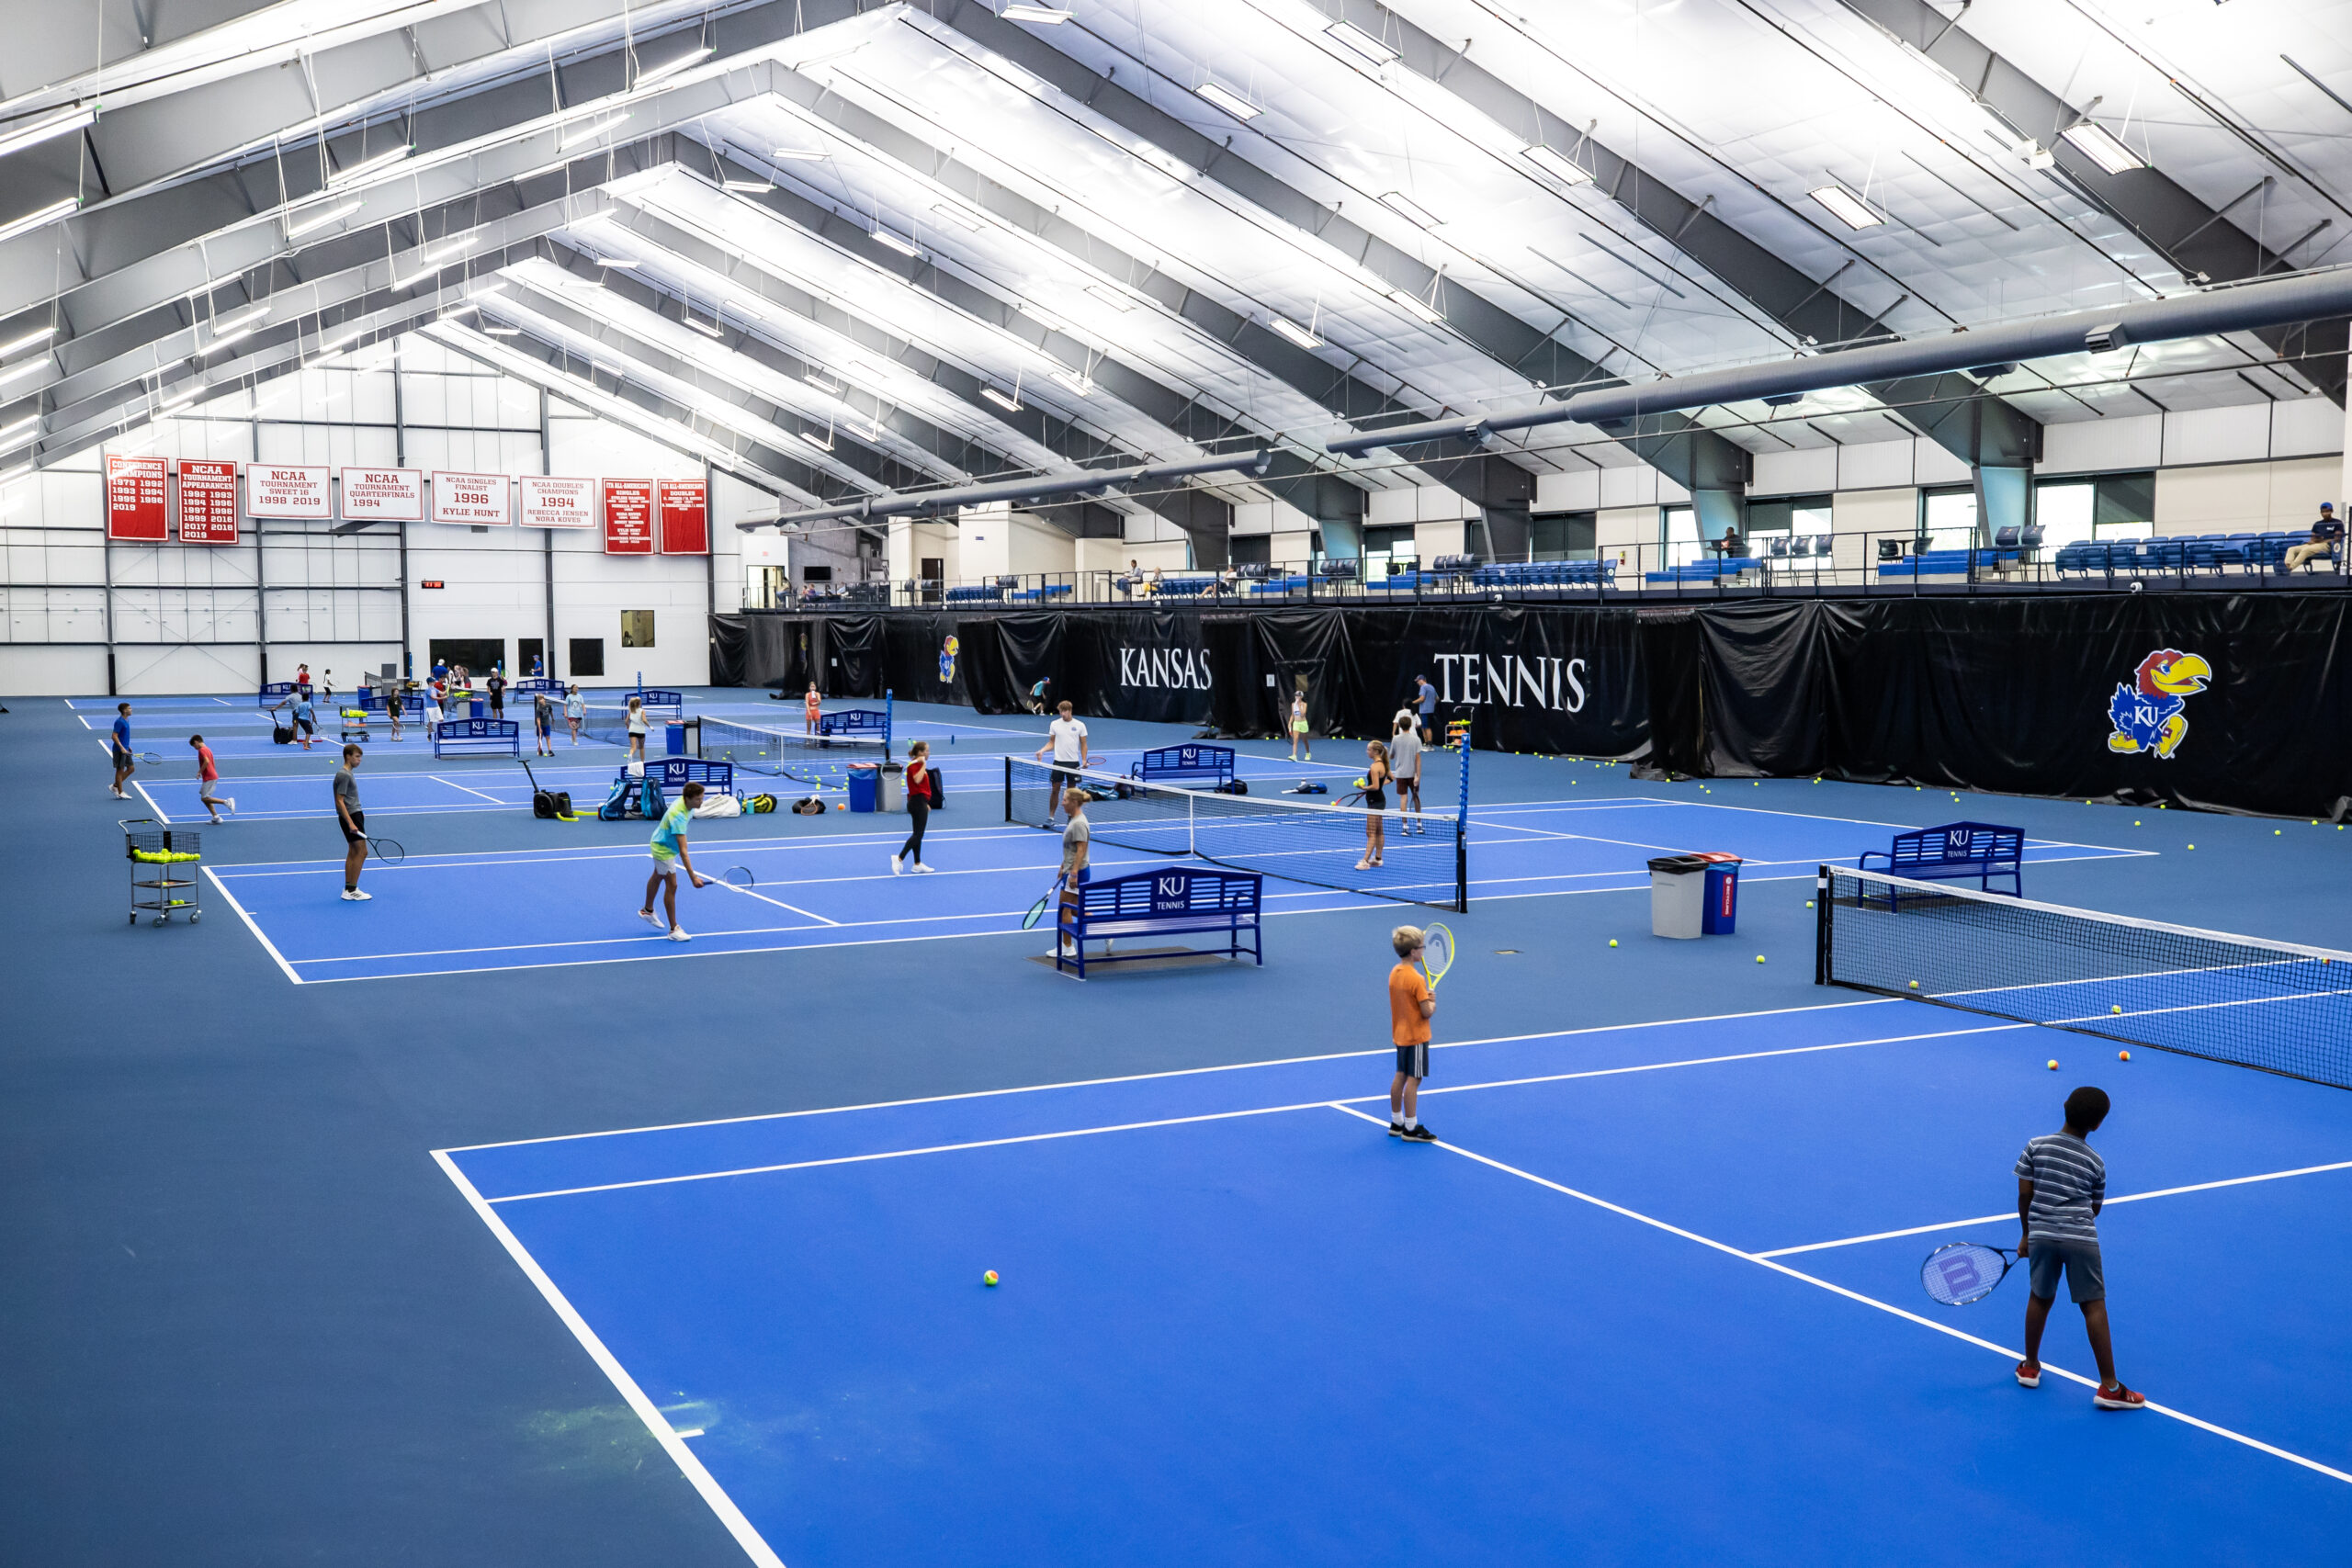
left=517, top=637, right=545, bottom=680
left=1271, top=660, right=1329, bottom=740
left=920, top=557, right=944, bottom=605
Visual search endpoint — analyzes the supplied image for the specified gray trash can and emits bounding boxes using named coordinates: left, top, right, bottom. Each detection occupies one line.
left=877, top=761, right=906, bottom=813
left=1649, top=854, right=1712, bottom=939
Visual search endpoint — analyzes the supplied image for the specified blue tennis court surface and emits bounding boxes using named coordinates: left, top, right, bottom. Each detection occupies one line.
left=439, top=999, right=2352, bottom=1566
left=206, top=801, right=2143, bottom=982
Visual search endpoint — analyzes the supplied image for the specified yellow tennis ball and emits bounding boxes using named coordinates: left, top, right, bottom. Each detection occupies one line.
left=2047, top=1059, right=2059, bottom=1070
left=983, top=1270, right=999, bottom=1286
left=1805, top=900, right=1815, bottom=908
left=1608, top=939, right=1618, bottom=947
left=2188, top=844, right=2195, bottom=850
left=1907, top=980, right=1919, bottom=989
left=2119, top=1051, right=2131, bottom=1062
left=1755, top=954, right=1766, bottom=964
left=2112, top=1005, right=2122, bottom=1014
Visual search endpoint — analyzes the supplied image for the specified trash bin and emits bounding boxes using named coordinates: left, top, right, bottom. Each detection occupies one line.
left=1694, top=852, right=1743, bottom=934
left=877, top=761, right=906, bottom=813
left=847, top=762, right=879, bottom=812
left=1648, top=854, right=1711, bottom=939
left=664, top=720, right=685, bottom=757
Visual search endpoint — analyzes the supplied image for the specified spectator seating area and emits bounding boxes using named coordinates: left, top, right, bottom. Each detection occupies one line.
left=2053, top=533, right=2336, bottom=577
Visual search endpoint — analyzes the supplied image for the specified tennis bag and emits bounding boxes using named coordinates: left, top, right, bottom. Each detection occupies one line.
left=638, top=777, right=665, bottom=818
left=272, top=722, right=294, bottom=745
left=790, top=796, right=824, bottom=815
left=597, top=776, right=632, bottom=821
left=749, top=793, right=779, bottom=814
left=927, top=767, right=944, bottom=809
left=1219, top=779, right=1249, bottom=795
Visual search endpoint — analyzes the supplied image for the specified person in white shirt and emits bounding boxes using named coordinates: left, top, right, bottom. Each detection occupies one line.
left=624, top=694, right=649, bottom=774
left=1034, top=701, right=1094, bottom=826
left=564, top=684, right=586, bottom=745
left=1390, top=713, right=1425, bottom=834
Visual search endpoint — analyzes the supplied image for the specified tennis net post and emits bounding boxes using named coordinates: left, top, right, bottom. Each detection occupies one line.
left=1815, top=863, right=2352, bottom=1088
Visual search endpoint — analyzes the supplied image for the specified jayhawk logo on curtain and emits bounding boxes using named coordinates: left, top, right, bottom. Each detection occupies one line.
left=939, top=634, right=960, bottom=686
left=2106, top=649, right=2211, bottom=759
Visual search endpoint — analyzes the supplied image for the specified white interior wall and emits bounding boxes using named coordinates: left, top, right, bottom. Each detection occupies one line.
left=889, top=520, right=959, bottom=584
left=2153, top=457, right=2339, bottom=536
left=1595, top=505, right=1653, bottom=566
left=956, top=503, right=1013, bottom=580
left=1007, top=512, right=1077, bottom=577
left=1831, top=488, right=1917, bottom=572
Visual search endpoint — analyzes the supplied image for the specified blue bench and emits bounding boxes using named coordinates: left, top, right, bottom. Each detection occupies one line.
left=513, top=677, right=565, bottom=696
left=1859, top=820, right=2024, bottom=900
left=258, top=681, right=302, bottom=705
left=818, top=707, right=889, bottom=739
left=617, top=757, right=735, bottom=795
left=1132, top=743, right=1235, bottom=790
left=433, top=717, right=520, bottom=759
left=1057, top=866, right=1263, bottom=978
left=944, top=584, right=1003, bottom=604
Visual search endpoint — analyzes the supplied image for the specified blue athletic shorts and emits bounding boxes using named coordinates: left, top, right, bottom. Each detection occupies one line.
left=2026, top=1238, right=2104, bottom=1304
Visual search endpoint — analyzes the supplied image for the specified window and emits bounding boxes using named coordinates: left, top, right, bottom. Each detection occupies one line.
left=801, top=564, right=833, bottom=583
left=1663, top=505, right=1702, bottom=567
left=1362, top=524, right=1416, bottom=576
left=1229, top=534, right=1271, bottom=567
left=1532, top=512, right=1596, bottom=560
left=569, top=637, right=605, bottom=677
left=1919, top=487, right=1979, bottom=551
left=2035, top=471, right=2155, bottom=547
left=620, top=611, right=655, bottom=649
left=1747, top=495, right=1831, bottom=536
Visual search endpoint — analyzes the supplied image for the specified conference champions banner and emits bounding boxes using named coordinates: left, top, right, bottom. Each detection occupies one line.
left=713, top=595, right=2350, bottom=820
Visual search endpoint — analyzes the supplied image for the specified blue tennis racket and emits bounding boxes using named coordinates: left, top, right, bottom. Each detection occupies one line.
left=1920, top=1242, right=2020, bottom=1306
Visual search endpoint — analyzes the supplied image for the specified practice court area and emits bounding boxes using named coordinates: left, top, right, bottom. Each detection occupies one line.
left=17, top=689, right=2351, bottom=1566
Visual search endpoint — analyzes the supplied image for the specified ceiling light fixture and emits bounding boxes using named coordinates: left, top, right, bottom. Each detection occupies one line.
left=871, top=228, right=922, bottom=258
left=1002, top=4, right=1074, bottom=21
left=685, top=314, right=724, bottom=338
left=1380, top=191, right=1441, bottom=229
left=559, top=114, right=631, bottom=151
left=484, top=325, right=522, bottom=336
left=1049, top=369, right=1093, bottom=396
left=285, top=199, right=362, bottom=238
left=800, top=429, right=834, bottom=451
left=1084, top=284, right=1134, bottom=311
left=202, top=323, right=260, bottom=353
left=1521, top=144, right=1593, bottom=186
left=634, top=44, right=714, bottom=85
left=1325, top=22, right=1398, bottom=63
left=591, top=254, right=639, bottom=268
left=392, top=243, right=472, bottom=288
left=0, top=107, right=96, bottom=160
left=0, top=462, right=32, bottom=483
left=771, top=147, right=824, bottom=161
left=2061, top=119, right=2143, bottom=175
left=981, top=386, right=1022, bottom=412
left=722, top=177, right=775, bottom=193
left=0, top=197, right=79, bottom=244
left=1386, top=288, right=1443, bottom=325
left=209, top=305, right=271, bottom=334
left=0, top=413, right=40, bottom=444
left=470, top=279, right=508, bottom=298
left=2014, top=139, right=2056, bottom=171
left=0, top=325, right=59, bottom=358
left=153, top=386, right=203, bottom=415
left=0, top=360, right=47, bottom=388
left=1194, top=82, right=1261, bottom=120
left=1269, top=315, right=1320, bottom=349
left=327, top=144, right=413, bottom=186
left=805, top=372, right=844, bottom=392
left=1809, top=185, right=1883, bottom=230
left=930, top=203, right=984, bottom=231
left=313, top=324, right=366, bottom=355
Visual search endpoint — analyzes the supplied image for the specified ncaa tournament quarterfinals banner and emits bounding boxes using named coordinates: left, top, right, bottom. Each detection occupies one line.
left=339, top=467, right=424, bottom=523
left=658, top=479, right=707, bottom=554
left=247, top=464, right=331, bottom=519
left=175, top=460, right=239, bottom=543
left=604, top=479, right=654, bottom=554
left=431, top=470, right=511, bottom=526
left=519, top=475, right=597, bottom=529
left=106, top=454, right=169, bottom=540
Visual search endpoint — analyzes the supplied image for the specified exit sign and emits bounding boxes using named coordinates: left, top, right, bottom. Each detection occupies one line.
left=420, top=579, right=445, bottom=589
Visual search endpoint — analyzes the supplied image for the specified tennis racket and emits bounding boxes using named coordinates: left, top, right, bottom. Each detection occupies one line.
left=721, top=865, right=756, bottom=890
left=1919, top=1242, right=2021, bottom=1306
left=367, top=836, right=404, bottom=864
left=1021, top=874, right=1068, bottom=930
left=138, top=750, right=164, bottom=765
left=1421, top=922, right=1456, bottom=988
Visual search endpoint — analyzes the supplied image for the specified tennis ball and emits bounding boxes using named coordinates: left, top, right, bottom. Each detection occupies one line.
left=2047, top=1059, right=2060, bottom=1070
left=983, top=1270, right=999, bottom=1287
left=1805, top=899, right=1815, bottom=908
left=1908, top=979, right=1919, bottom=989
left=1608, top=939, right=1618, bottom=947
left=2188, top=844, right=2195, bottom=850
left=1755, top=954, right=1766, bottom=964
left=2119, top=1051, right=2131, bottom=1062
left=2111, top=1005, right=2122, bottom=1014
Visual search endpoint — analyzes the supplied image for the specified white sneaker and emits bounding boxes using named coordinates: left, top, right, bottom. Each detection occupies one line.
left=225, top=797, right=237, bottom=814
left=890, top=854, right=903, bottom=874
left=1353, top=858, right=1370, bottom=871
left=666, top=926, right=691, bottom=942
left=638, top=908, right=665, bottom=930
left=341, top=888, right=372, bottom=901
left=912, top=862, right=936, bottom=874
left=110, top=788, right=126, bottom=799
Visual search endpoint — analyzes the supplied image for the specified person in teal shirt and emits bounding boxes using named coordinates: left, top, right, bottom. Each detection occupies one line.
left=637, top=781, right=707, bottom=941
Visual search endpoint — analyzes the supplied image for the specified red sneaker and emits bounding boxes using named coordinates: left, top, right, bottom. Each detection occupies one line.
left=2015, top=1360, right=2041, bottom=1388
left=2093, top=1382, right=2145, bottom=1410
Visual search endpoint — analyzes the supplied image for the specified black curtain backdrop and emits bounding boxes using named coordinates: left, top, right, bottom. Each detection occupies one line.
left=712, top=593, right=2352, bottom=819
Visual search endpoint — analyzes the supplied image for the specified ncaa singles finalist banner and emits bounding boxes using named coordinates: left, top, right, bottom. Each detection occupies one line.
left=604, top=479, right=654, bottom=554
left=247, top=464, right=331, bottom=519
left=658, top=479, right=707, bottom=554
left=175, top=460, right=239, bottom=543
left=432, top=470, right=511, bottom=526
left=106, top=455, right=169, bottom=540
left=340, top=467, right=424, bottom=523
left=519, top=476, right=597, bottom=529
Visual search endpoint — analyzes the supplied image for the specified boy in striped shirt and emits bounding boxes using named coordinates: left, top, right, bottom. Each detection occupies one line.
left=2014, top=1086, right=2142, bottom=1409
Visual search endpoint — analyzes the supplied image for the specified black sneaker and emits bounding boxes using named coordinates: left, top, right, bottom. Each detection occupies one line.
left=1404, top=1124, right=1436, bottom=1142
left=1387, top=1121, right=1404, bottom=1137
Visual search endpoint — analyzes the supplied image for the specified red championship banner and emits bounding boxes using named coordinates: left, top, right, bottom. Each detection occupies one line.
left=431, top=469, right=512, bottom=526
left=339, top=467, right=424, bottom=523
left=658, top=478, right=709, bottom=555
left=176, top=460, right=240, bottom=544
left=106, top=455, right=169, bottom=540
left=247, top=464, right=332, bottom=519
left=519, top=475, right=598, bottom=529
left=604, top=478, right=655, bottom=554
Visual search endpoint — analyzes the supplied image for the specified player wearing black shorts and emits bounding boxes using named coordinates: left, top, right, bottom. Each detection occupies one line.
left=334, top=744, right=369, bottom=902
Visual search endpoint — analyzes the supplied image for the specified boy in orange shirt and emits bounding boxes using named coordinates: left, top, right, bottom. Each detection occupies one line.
left=1388, top=925, right=1436, bottom=1141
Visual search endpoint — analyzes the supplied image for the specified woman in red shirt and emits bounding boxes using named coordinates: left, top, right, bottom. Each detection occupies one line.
left=803, top=682, right=822, bottom=735
left=891, top=740, right=935, bottom=874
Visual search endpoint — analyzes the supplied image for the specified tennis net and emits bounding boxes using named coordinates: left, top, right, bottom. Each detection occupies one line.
left=1816, top=864, right=2352, bottom=1088
left=581, top=696, right=683, bottom=747
left=699, top=716, right=886, bottom=788
left=1004, top=757, right=1466, bottom=911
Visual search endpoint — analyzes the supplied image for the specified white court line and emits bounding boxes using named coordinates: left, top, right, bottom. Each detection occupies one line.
left=427, top=773, right=508, bottom=804
left=439, top=998, right=1898, bottom=1154
left=431, top=1153, right=786, bottom=1568
left=201, top=866, right=301, bottom=985
left=710, top=876, right=838, bottom=926
left=1756, top=1158, right=2352, bottom=1258
left=130, top=776, right=172, bottom=824
left=1326, top=1103, right=2352, bottom=1489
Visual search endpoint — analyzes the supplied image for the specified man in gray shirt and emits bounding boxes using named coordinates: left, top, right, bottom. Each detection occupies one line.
left=1389, top=714, right=1425, bottom=834
left=334, top=744, right=370, bottom=902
